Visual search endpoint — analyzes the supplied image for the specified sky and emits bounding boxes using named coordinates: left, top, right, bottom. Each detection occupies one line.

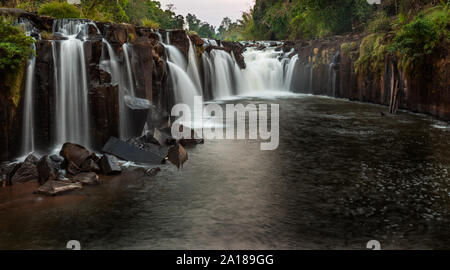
left=159, top=0, right=255, bottom=28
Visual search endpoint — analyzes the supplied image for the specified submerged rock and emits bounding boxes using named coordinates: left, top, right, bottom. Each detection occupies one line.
left=73, top=172, right=99, bottom=185
left=168, top=143, right=188, bottom=169
left=34, top=180, right=82, bottom=196
left=145, top=167, right=161, bottom=177
left=99, top=154, right=122, bottom=175
left=124, top=95, right=151, bottom=138
left=37, top=155, right=59, bottom=185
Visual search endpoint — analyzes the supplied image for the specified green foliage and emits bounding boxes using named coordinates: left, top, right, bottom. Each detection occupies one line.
left=366, top=11, right=393, bottom=33
left=0, top=17, right=34, bottom=73
left=186, top=13, right=216, bottom=38
left=38, top=1, right=81, bottom=19
left=355, top=33, right=388, bottom=75
left=388, top=5, right=449, bottom=72
left=141, top=18, right=160, bottom=29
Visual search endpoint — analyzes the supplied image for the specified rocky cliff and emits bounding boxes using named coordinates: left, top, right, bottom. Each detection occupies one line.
left=283, top=34, right=449, bottom=119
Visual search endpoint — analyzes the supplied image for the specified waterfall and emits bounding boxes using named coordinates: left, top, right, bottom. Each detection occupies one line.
left=238, top=47, right=284, bottom=94
left=167, top=62, right=200, bottom=110
left=209, top=50, right=235, bottom=98
left=284, top=55, right=299, bottom=91
left=187, top=39, right=203, bottom=91
left=16, top=18, right=39, bottom=155
left=21, top=44, right=36, bottom=154
left=123, top=43, right=135, bottom=97
left=53, top=19, right=91, bottom=147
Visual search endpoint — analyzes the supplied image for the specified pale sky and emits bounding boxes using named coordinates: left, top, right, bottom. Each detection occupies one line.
left=159, top=0, right=255, bottom=28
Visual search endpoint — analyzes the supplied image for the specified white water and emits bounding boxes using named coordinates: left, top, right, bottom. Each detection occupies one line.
left=187, top=39, right=203, bottom=91
left=123, top=43, right=135, bottom=97
left=21, top=45, right=36, bottom=154
left=284, top=54, right=299, bottom=91
left=53, top=19, right=90, bottom=146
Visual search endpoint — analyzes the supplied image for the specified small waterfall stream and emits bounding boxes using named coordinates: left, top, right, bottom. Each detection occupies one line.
left=53, top=19, right=91, bottom=147
left=21, top=44, right=36, bottom=154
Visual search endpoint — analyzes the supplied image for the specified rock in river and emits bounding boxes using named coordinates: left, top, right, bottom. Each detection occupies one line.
left=99, top=154, right=122, bottom=175
left=8, top=154, right=40, bottom=185
left=34, top=180, right=82, bottom=196
left=59, top=143, right=93, bottom=168
left=73, top=172, right=99, bottom=185
left=168, top=143, right=188, bottom=169
left=37, top=155, right=59, bottom=185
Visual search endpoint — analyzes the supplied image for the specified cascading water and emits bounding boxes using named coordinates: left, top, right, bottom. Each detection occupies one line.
left=187, top=39, right=203, bottom=91
left=16, top=18, right=39, bottom=155
left=123, top=43, right=136, bottom=97
left=21, top=44, right=36, bottom=154
left=209, top=49, right=236, bottom=98
left=284, top=54, right=299, bottom=91
left=53, top=19, right=91, bottom=147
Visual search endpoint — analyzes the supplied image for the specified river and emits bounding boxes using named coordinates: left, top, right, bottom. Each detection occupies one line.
left=0, top=94, right=449, bottom=249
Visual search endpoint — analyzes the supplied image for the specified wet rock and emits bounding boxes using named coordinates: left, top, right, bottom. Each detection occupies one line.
left=168, top=143, right=188, bottom=169
left=103, top=137, right=166, bottom=165
left=59, top=143, right=93, bottom=168
left=73, top=172, right=99, bottom=185
left=152, top=129, right=175, bottom=146
left=34, top=180, right=82, bottom=196
left=66, top=161, right=81, bottom=177
left=24, top=153, right=40, bottom=164
left=50, top=154, right=64, bottom=163
left=145, top=167, right=161, bottom=177
left=168, top=29, right=190, bottom=59
left=80, top=158, right=101, bottom=173
left=37, top=155, right=59, bottom=185
left=9, top=159, right=39, bottom=185
left=124, top=95, right=151, bottom=138
left=99, top=154, right=122, bottom=175
left=189, top=34, right=204, bottom=47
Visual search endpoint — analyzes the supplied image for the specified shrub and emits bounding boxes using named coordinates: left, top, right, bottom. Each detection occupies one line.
left=0, top=17, right=35, bottom=73
left=141, top=18, right=160, bottom=29
left=366, top=11, right=393, bottom=33
left=388, top=6, right=449, bottom=71
left=38, top=1, right=81, bottom=19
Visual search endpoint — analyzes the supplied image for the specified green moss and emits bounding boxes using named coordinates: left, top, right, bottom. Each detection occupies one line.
left=355, top=33, right=387, bottom=75
left=341, top=41, right=358, bottom=56
left=141, top=18, right=160, bottom=29
left=5, top=60, right=26, bottom=108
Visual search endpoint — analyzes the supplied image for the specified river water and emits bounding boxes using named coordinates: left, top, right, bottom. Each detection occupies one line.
left=0, top=94, right=449, bottom=249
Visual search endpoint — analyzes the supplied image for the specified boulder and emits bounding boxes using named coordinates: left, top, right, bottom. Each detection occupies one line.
left=9, top=159, right=39, bottom=185
left=168, top=143, right=188, bottom=169
left=66, top=161, right=81, bottom=177
left=102, top=137, right=166, bottom=165
left=99, top=154, right=122, bottom=175
left=34, top=181, right=82, bottom=196
left=59, top=143, right=93, bottom=168
left=80, top=158, right=101, bottom=173
left=50, top=154, right=64, bottom=163
left=37, top=155, right=59, bottom=185
left=73, top=172, right=99, bottom=185
left=24, top=153, right=40, bottom=164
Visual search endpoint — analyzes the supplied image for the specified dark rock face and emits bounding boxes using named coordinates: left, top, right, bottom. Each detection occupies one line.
left=34, top=40, right=56, bottom=150
left=291, top=36, right=450, bottom=120
left=35, top=180, right=82, bottom=196
left=168, top=30, right=190, bottom=59
left=89, top=84, right=120, bottom=149
left=189, top=34, right=204, bottom=47
left=37, top=155, right=59, bottom=185
left=99, top=154, right=122, bottom=175
left=130, top=37, right=154, bottom=100
left=73, top=172, right=99, bottom=185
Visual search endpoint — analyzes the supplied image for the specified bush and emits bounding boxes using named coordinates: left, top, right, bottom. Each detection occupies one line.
left=355, top=33, right=388, bottom=75
left=38, top=1, right=81, bottom=19
left=366, top=11, right=393, bottom=33
left=141, top=18, right=160, bottom=29
left=388, top=6, right=449, bottom=71
left=0, top=17, right=35, bottom=73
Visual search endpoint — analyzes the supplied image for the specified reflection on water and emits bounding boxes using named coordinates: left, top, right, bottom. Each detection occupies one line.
left=0, top=95, right=449, bottom=249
